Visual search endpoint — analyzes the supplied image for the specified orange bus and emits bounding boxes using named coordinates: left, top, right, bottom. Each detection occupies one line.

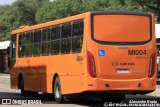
left=10, top=11, right=157, bottom=103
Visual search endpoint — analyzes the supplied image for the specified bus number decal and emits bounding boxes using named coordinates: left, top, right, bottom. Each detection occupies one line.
left=128, top=50, right=147, bottom=55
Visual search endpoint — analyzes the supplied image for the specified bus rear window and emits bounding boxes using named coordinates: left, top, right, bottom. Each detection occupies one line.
left=93, top=14, right=151, bottom=43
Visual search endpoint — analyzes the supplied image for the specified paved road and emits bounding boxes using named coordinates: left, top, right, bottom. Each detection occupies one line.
left=0, top=74, right=160, bottom=107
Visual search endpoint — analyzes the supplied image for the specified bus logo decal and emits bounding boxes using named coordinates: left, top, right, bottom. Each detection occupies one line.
left=98, top=50, right=105, bottom=56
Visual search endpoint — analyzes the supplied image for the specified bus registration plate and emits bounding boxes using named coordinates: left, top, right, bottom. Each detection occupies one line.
left=117, top=69, right=129, bottom=73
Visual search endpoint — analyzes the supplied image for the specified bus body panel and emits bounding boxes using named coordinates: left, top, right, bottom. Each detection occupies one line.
left=10, top=13, right=88, bottom=94
left=85, top=12, right=156, bottom=92
left=10, top=43, right=86, bottom=94
left=94, top=43, right=155, bottom=79
left=84, top=77, right=156, bottom=92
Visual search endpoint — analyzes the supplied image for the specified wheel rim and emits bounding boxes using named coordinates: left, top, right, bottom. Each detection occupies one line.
left=55, top=83, right=60, bottom=98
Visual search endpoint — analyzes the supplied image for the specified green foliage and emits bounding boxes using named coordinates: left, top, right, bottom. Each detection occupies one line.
left=12, top=0, right=49, bottom=25
left=35, top=0, right=159, bottom=23
left=0, top=0, right=49, bottom=41
left=0, top=0, right=159, bottom=41
left=35, top=0, right=84, bottom=23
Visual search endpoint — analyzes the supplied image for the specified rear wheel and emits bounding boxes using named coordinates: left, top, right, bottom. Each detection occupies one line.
left=54, top=77, right=64, bottom=103
left=19, top=76, right=38, bottom=96
left=20, top=77, right=27, bottom=96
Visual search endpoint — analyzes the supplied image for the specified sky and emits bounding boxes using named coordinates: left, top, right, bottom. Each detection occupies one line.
left=0, top=0, right=16, bottom=5
left=0, top=0, right=54, bottom=5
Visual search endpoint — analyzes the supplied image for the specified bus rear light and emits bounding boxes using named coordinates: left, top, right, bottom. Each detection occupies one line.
left=88, top=84, right=93, bottom=86
left=87, top=51, right=96, bottom=78
left=148, top=53, right=156, bottom=78
left=88, top=83, right=98, bottom=86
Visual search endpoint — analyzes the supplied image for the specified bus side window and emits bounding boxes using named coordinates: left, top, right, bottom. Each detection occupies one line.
left=18, top=33, right=25, bottom=58
left=51, top=26, right=60, bottom=55
left=33, top=30, right=41, bottom=56
left=10, top=34, right=17, bottom=69
left=42, top=28, right=50, bottom=55
left=61, top=23, right=71, bottom=54
left=72, top=21, right=84, bottom=53
left=11, top=35, right=16, bottom=60
left=25, top=32, right=33, bottom=57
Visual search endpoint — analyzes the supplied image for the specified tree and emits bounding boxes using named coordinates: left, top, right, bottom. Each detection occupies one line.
left=0, top=0, right=49, bottom=41
left=12, top=0, right=49, bottom=25
left=36, top=0, right=157, bottom=23
left=0, top=0, right=159, bottom=41
left=35, top=0, right=84, bottom=23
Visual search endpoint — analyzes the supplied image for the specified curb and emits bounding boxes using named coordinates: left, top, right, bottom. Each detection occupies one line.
left=0, top=74, right=10, bottom=79
left=147, top=85, right=160, bottom=97
left=0, top=74, right=10, bottom=76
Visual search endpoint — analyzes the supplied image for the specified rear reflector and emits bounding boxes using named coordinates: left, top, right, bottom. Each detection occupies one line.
left=148, top=53, right=156, bottom=78
left=87, top=51, right=96, bottom=78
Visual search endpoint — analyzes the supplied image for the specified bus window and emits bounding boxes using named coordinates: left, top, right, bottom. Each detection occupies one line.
left=51, top=26, right=60, bottom=40
left=61, top=39, right=71, bottom=54
left=11, top=35, right=16, bottom=60
left=93, top=15, right=150, bottom=44
left=51, top=26, right=60, bottom=55
left=61, top=24, right=71, bottom=54
left=42, top=28, right=50, bottom=55
left=10, top=34, right=16, bottom=68
left=18, top=33, right=25, bottom=58
left=62, top=24, right=71, bottom=38
left=33, top=30, right=41, bottom=56
left=72, top=21, right=83, bottom=53
left=25, top=32, right=33, bottom=57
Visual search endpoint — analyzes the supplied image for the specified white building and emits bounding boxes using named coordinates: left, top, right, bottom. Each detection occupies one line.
left=156, top=24, right=160, bottom=38
left=156, top=24, right=160, bottom=51
left=0, top=41, right=10, bottom=73
left=0, top=41, right=10, bottom=50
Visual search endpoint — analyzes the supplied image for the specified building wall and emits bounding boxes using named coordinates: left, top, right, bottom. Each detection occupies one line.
left=0, top=49, right=10, bottom=73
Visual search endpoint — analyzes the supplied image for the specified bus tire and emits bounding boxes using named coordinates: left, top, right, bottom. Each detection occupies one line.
left=20, top=77, right=27, bottom=96
left=54, top=77, right=64, bottom=103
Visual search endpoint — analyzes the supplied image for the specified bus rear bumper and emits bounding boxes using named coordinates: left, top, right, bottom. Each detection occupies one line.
left=84, top=77, right=156, bottom=93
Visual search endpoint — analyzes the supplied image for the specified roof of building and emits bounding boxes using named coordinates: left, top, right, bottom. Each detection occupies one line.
left=0, top=41, right=10, bottom=50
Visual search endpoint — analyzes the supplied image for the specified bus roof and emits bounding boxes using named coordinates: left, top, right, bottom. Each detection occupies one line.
left=156, top=24, right=160, bottom=39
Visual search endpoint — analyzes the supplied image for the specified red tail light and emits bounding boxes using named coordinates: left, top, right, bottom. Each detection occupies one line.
left=148, top=53, right=156, bottom=78
left=87, top=51, right=96, bottom=78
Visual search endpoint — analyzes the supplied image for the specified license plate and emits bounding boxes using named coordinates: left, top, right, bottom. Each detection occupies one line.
left=117, top=69, right=129, bottom=73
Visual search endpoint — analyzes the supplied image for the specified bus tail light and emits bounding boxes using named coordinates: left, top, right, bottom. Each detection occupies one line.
left=148, top=53, right=156, bottom=78
left=87, top=51, right=96, bottom=78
